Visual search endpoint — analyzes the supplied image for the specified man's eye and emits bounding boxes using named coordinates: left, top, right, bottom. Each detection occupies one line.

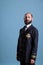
left=24, top=16, right=30, bottom=19
left=28, top=17, right=30, bottom=18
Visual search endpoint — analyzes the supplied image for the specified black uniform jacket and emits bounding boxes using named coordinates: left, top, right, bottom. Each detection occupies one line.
left=16, top=25, right=38, bottom=63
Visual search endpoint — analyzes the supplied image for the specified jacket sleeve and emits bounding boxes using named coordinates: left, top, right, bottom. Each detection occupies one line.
left=16, top=30, right=21, bottom=61
left=31, top=29, right=39, bottom=61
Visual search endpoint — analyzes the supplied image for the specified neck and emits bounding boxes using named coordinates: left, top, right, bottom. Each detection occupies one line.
left=26, top=23, right=32, bottom=28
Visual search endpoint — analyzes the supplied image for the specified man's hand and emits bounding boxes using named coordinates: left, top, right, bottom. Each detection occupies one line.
left=30, top=59, right=35, bottom=64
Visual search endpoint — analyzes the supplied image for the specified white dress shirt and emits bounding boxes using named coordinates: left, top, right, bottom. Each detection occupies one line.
left=25, top=23, right=32, bottom=31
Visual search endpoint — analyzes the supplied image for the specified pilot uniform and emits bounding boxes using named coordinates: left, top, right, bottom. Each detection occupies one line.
left=16, top=23, right=38, bottom=65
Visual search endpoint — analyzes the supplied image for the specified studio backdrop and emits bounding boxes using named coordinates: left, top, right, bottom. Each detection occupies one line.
left=0, top=0, right=43, bottom=65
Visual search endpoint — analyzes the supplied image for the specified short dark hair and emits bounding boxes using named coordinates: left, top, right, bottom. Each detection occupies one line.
left=24, top=12, right=33, bottom=17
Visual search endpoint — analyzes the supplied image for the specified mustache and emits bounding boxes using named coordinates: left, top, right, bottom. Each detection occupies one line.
left=24, top=19, right=30, bottom=22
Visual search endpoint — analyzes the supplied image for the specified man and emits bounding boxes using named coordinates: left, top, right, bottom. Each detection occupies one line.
left=16, top=12, right=39, bottom=65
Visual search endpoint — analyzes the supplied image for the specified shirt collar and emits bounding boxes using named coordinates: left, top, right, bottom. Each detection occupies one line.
left=26, top=23, right=32, bottom=28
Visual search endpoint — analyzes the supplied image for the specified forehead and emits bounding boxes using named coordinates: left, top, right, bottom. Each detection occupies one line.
left=25, top=13, right=32, bottom=17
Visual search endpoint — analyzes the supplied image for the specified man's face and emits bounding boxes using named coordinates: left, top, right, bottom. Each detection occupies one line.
left=24, top=13, right=33, bottom=25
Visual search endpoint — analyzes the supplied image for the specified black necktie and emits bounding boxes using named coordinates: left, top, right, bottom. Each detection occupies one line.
left=25, top=26, right=27, bottom=31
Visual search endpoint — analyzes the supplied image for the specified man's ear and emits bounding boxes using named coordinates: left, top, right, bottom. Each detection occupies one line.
left=32, top=17, right=33, bottom=21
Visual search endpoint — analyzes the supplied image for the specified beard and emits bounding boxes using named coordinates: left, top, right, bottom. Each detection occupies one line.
left=24, top=20, right=32, bottom=25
